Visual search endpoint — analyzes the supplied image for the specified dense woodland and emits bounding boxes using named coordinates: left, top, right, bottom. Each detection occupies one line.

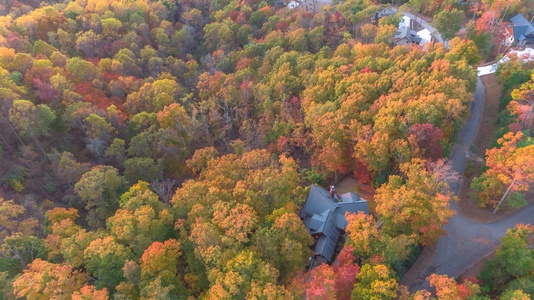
left=0, top=0, right=532, bottom=299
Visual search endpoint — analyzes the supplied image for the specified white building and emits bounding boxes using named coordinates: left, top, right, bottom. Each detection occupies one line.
left=288, top=1, right=300, bottom=8
left=417, top=28, right=433, bottom=46
left=397, top=16, right=434, bottom=46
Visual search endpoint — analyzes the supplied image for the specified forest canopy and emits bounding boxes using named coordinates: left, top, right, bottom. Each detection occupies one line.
left=0, top=0, right=491, bottom=298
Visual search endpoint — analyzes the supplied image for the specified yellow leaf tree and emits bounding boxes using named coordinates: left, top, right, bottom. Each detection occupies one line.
left=375, top=158, right=455, bottom=245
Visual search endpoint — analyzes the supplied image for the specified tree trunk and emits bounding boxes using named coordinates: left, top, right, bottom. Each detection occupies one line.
left=0, top=133, right=13, bottom=153
left=493, top=180, right=515, bottom=214
left=500, top=3, right=510, bottom=23
left=2, top=117, right=25, bottom=147
left=28, top=128, right=47, bottom=159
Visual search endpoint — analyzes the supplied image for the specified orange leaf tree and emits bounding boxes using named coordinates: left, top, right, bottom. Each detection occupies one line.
left=480, top=131, right=534, bottom=213
left=13, top=259, right=86, bottom=299
left=375, top=158, right=455, bottom=245
left=71, top=285, right=109, bottom=300
left=428, top=274, right=481, bottom=300
left=139, top=239, right=186, bottom=296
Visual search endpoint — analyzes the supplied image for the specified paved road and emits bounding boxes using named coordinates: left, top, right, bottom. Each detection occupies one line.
left=399, top=11, right=444, bottom=43
left=478, top=48, right=534, bottom=76
left=400, top=20, right=534, bottom=292
left=404, top=78, right=496, bottom=291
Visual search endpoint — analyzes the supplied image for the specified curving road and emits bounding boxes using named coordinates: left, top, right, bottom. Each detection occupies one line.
left=398, top=15, right=534, bottom=292
left=403, top=77, right=493, bottom=291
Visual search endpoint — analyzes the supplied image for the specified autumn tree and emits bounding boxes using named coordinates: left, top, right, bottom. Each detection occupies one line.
left=508, top=73, right=534, bottom=129
left=252, top=209, right=312, bottom=281
left=500, top=289, right=531, bottom=300
left=0, top=271, right=16, bottom=299
left=139, top=239, right=187, bottom=297
left=206, top=250, right=279, bottom=299
left=84, top=236, right=133, bottom=292
left=52, top=151, right=91, bottom=188
left=172, top=150, right=302, bottom=220
left=375, top=24, right=397, bottom=45
left=44, top=207, right=83, bottom=261
left=432, top=9, right=466, bottom=41
left=23, top=59, right=57, bottom=88
left=106, top=182, right=174, bottom=256
left=9, top=100, right=55, bottom=156
left=480, top=131, right=534, bottom=213
left=0, top=198, right=27, bottom=241
left=304, top=245, right=360, bottom=300
left=345, top=212, right=414, bottom=266
left=186, top=146, right=219, bottom=175
left=428, top=274, right=481, bottom=300
left=408, top=123, right=445, bottom=160
left=66, top=57, right=100, bottom=83
left=0, top=233, right=48, bottom=272
left=470, top=172, right=505, bottom=208
left=112, top=51, right=140, bottom=77
left=188, top=200, right=260, bottom=271
left=123, top=157, right=162, bottom=184
left=245, top=281, right=292, bottom=300
left=126, top=105, right=191, bottom=176
left=337, top=0, right=378, bottom=33
left=332, top=245, right=360, bottom=300
left=45, top=207, right=79, bottom=233
left=123, top=79, right=183, bottom=115
left=374, top=159, right=455, bottom=245
left=12, top=259, right=86, bottom=300
left=479, top=224, right=534, bottom=294
left=445, top=37, right=482, bottom=66
left=83, top=113, right=116, bottom=143
left=71, top=285, right=109, bottom=300
left=74, top=165, right=127, bottom=227
left=360, top=24, right=377, bottom=44
left=83, top=113, right=117, bottom=160
left=352, top=264, right=398, bottom=300
left=306, top=264, right=336, bottom=300
left=203, top=22, right=236, bottom=53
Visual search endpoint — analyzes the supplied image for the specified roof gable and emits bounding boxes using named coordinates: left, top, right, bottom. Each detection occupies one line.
left=511, top=14, right=531, bottom=27
left=511, top=14, right=534, bottom=41
left=299, top=185, right=337, bottom=219
left=394, top=27, right=422, bottom=44
left=308, top=209, right=331, bottom=233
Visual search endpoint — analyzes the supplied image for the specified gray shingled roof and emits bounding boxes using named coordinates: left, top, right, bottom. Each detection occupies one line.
left=300, top=185, right=369, bottom=262
left=394, top=27, right=422, bottom=44
left=511, top=14, right=534, bottom=42
left=373, top=8, right=396, bottom=21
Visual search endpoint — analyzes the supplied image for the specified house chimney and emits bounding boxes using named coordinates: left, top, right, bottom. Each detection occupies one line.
left=329, top=185, right=336, bottom=198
